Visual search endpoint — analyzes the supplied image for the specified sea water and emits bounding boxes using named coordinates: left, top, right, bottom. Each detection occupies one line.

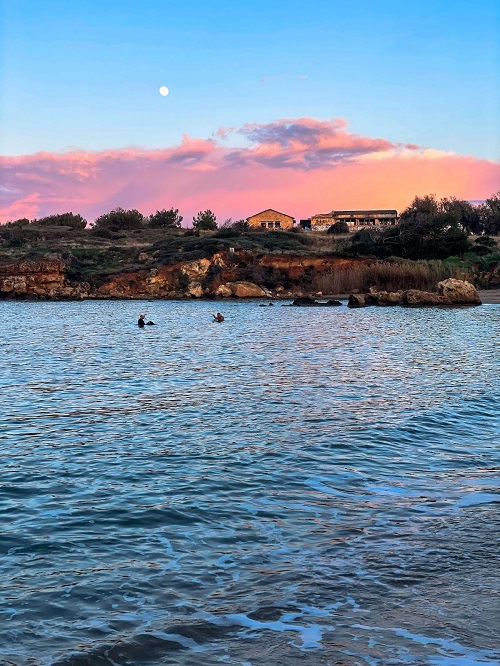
left=0, top=299, right=499, bottom=666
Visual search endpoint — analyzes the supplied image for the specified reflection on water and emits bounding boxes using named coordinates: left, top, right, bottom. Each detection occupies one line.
left=0, top=300, right=499, bottom=665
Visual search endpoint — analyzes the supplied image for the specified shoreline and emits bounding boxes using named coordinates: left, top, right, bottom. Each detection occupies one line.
left=1, top=290, right=499, bottom=304
left=321, top=290, right=500, bottom=305
left=477, top=289, right=500, bottom=304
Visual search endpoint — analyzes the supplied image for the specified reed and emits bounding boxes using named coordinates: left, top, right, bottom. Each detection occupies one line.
left=312, top=260, right=474, bottom=294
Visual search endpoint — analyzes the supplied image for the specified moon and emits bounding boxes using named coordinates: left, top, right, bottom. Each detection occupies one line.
left=159, top=86, right=169, bottom=96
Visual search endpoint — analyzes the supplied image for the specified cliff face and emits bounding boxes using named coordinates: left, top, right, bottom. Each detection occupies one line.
left=0, top=259, right=89, bottom=299
left=0, top=251, right=360, bottom=300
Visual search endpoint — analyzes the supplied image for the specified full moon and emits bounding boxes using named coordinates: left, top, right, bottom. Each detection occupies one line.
left=159, top=86, right=169, bottom=96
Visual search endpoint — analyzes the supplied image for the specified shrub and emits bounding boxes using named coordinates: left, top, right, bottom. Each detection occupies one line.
left=192, top=210, right=217, bottom=231
left=148, top=208, right=183, bottom=228
left=327, top=220, right=350, bottom=235
left=31, top=212, right=87, bottom=229
left=94, top=207, right=145, bottom=230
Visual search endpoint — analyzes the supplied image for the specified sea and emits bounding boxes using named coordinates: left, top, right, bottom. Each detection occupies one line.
left=1, top=299, right=499, bottom=666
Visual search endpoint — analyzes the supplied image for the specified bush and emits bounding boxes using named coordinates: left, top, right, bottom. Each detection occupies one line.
left=214, top=227, right=239, bottom=239
left=192, top=210, right=217, bottom=231
left=94, top=207, right=145, bottom=230
left=31, top=212, right=87, bottom=229
left=90, top=227, right=115, bottom=239
left=148, top=208, right=183, bottom=228
left=327, top=220, right=350, bottom=235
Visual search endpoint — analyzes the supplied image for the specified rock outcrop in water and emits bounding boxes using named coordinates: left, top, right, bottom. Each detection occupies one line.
left=291, top=296, right=342, bottom=306
left=348, top=279, right=481, bottom=308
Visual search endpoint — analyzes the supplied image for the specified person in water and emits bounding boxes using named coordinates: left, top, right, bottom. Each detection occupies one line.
left=213, top=312, right=224, bottom=322
left=138, top=314, right=146, bottom=327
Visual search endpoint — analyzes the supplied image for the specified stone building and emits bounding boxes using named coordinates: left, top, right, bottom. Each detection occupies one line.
left=247, top=209, right=295, bottom=230
left=305, top=209, right=398, bottom=231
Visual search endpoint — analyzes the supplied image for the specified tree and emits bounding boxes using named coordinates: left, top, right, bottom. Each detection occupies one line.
left=231, top=219, right=249, bottom=233
left=346, top=194, right=471, bottom=260
left=31, top=212, right=87, bottom=230
left=94, top=207, right=144, bottom=230
left=480, top=192, right=500, bottom=235
left=148, top=208, right=183, bottom=228
left=327, top=220, right=350, bottom=235
left=5, top=217, right=30, bottom=227
left=192, top=209, right=217, bottom=231
left=440, top=197, right=482, bottom=235
left=473, top=236, right=497, bottom=256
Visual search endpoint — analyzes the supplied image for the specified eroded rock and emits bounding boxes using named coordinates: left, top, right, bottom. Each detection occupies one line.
left=437, top=278, right=481, bottom=305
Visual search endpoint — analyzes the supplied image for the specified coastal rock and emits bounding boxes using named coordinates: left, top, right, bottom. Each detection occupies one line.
left=180, top=258, right=212, bottom=282
left=291, top=296, right=342, bottom=306
left=186, top=281, right=203, bottom=298
left=348, top=294, right=366, bottom=308
left=212, top=281, right=266, bottom=298
left=399, top=290, right=448, bottom=306
left=364, top=290, right=401, bottom=305
left=232, top=281, right=267, bottom=298
left=214, top=283, right=233, bottom=298
left=292, top=296, right=316, bottom=306
left=0, top=259, right=72, bottom=299
left=357, top=280, right=481, bottom=307
left=437, top=278, right=481, bottom=305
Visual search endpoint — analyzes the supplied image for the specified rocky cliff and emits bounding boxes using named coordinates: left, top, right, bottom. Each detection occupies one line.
left=0, top=251, right=361, bottom=300
left=0, top=259, right=89, bottom=299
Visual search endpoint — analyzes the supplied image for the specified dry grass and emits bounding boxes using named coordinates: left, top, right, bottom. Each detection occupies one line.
left=312, top=260, right=473, bottom=294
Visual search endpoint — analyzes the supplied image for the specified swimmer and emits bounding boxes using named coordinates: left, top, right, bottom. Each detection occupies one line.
left=212, top=312, right=224, bottom=323
left=138, top=314, right=146, bottom=327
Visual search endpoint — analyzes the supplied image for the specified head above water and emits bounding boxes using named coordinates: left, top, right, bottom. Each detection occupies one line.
left=139, top=314, right=145, bottom=319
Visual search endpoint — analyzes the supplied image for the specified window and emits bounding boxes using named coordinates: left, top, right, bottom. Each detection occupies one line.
left=261, top=222, right=266, bottom=228
left=268, top=222, right=273, bottom=228
left=275, top=221, right=281, bottom=228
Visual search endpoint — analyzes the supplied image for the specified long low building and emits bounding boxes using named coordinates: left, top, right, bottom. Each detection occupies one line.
left=303, top=209, right=399, bottom=231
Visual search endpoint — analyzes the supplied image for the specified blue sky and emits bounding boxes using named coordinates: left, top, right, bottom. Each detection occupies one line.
left=1, top=0, right=499, bottom=158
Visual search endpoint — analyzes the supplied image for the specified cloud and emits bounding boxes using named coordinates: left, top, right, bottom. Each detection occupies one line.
left=1, top=117, right=498, bottom=224
left=223, top=117, right=415, bottom=169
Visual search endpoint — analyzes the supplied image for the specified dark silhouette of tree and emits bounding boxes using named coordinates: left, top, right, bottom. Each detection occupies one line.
left=4, top=218, right=30, bottom=227
left=347, top=194, right=471, bottom=260
left=439, top=197, right=482, bottom=235
left=31, top=212, right=87, bottom=229
left=93, top=207, right=144, bottom=230
left=479, top=192, right=500, bottom=235
left=148, top=208, right=183, bottom=228
left=192, top=209, right=217, bottom=231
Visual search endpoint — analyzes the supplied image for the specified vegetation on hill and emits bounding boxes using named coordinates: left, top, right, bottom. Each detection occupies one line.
left=1, top=192, right=499, bottom=292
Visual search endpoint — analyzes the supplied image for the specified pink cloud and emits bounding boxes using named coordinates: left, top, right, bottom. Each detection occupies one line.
left=1, top=117, right=498, bottom=224
left=224, top=117, right=404, bottom=169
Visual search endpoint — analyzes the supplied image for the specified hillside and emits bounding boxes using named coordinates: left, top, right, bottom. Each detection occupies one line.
left=0, top=226, right=498, bottom=300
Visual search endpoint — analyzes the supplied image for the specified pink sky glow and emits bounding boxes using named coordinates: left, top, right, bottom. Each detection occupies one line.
left=1, top=118, right=498, bottom=224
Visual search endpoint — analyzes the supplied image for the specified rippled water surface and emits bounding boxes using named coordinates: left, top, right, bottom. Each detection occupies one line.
left=1, top=300, right=499, bottom=666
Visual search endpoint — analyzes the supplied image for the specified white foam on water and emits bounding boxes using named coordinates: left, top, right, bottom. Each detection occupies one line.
left=429, top=657, right=500, bottom=666
left=196, top=609, right=335, bottom=650
left=352, top=625, right=500, bottom=664
left=304, top=476, right=350, bottom=497
left=150, top=631, right=207, bottom=652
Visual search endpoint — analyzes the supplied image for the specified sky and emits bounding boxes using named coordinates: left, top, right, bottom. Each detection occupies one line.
left=0, top=0, right=499, bottom=224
